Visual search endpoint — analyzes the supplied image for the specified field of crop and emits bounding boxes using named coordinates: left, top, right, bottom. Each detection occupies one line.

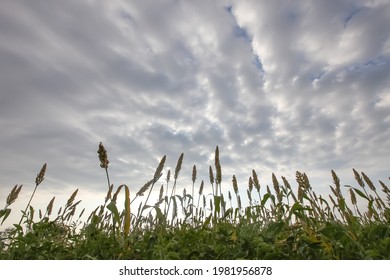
left=1, top=143, right=389, bottom=259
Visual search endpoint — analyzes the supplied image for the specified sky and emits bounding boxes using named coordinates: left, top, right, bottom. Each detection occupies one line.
left=1, top=0, right=389, bottom=229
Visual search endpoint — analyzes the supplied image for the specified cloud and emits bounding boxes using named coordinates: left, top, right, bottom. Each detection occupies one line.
left=1, top=0, right=389, bottom=228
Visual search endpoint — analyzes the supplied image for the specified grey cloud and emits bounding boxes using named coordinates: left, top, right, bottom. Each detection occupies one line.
left=1, top=0, right=389, bottom=228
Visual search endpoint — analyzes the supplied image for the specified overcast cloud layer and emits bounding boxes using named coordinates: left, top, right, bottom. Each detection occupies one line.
left=1, top=0, right=389, bottom=228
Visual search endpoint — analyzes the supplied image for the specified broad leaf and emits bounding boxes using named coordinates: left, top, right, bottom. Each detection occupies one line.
left=106, top=201, right=120, bottom=224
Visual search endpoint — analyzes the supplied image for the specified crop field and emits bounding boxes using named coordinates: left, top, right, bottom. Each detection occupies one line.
left=0, top=143, right=389, bottom=259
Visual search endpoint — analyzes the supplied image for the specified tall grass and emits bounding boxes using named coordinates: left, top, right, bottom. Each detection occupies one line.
left=0, top=143, right=389, bottom=259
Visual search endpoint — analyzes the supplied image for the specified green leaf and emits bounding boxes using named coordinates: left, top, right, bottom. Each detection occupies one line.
left=234, top=208, right=240, bottom=220
left=153, top=206, right=164, bottom=222
left=214, top=195, right=221, bottom=215
left=175, top=195, right=183, bottom=204
left=264, top=221, right=285, bottom=239
left=352, top=187, right=369, bottom=200
left=288, top=202, right=310, bottom=221
left=13, top=224, right=23, bottom=232
left=319, top=222, right=346, bottom=239
left=384, top=209, right=390, bottom=222
left=261, top=193, right=271, bottom=207
left=203, top=214, right=212, bottom=228
left=142, top=205, right=152, bottom=211
left=302, top=192, right=312, bottom=202
left=338, top=198, right=346, bottom=212
left=28, top=205, right=34, bottom=222
left=319, top=197, right=330, bottom=208
left=290, top=202, right=305, bottom=212
left=0, top=209, right=11, bottom=225
left=245, top=206, right=252, bottom=220
left=293, top=211, right=306, bottom=221
left=222, top=208, right=233, bottom=220
left=106, top=201, right=120, bottom=224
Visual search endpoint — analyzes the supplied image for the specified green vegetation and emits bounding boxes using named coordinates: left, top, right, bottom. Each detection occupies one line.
left=1, top=143, right=389, bottom=259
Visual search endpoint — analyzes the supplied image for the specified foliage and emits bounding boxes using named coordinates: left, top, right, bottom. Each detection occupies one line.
left=0, top=144, right=389, bottom=259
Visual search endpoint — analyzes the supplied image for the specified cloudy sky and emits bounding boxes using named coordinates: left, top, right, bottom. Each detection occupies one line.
left=1, top=0, right=389, bottom=228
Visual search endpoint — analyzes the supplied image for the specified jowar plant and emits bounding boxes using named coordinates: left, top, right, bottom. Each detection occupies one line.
left=0, top=143, right=389, bottom=259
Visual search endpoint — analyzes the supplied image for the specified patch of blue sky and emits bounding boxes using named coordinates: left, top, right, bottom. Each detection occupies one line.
left=224, top=5, right=233, bottom=15
left=345, top=55, right=388, bottom=72
left=225, top=5, right=264, bottom=72
left=225, top=4, right=252, bottom=43
left=343, top=7, right=363, bottom=28
left=310, top=70, right=327, bottom=82
left=233, top=25, right=252, bottom=43
left=118, top=9, right=135, bottom=26
left=252, top=54, right=263, bottom=71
